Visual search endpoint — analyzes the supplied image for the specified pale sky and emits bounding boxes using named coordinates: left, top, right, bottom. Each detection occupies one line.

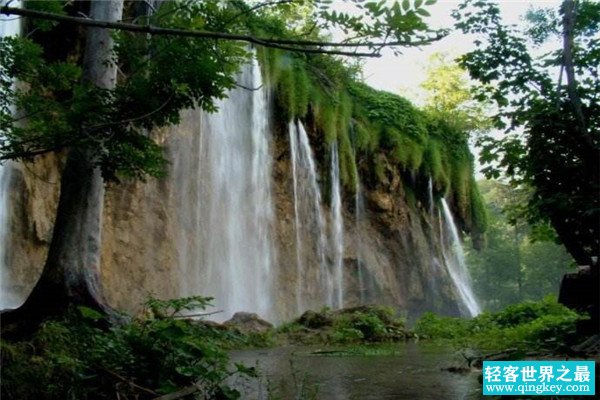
left=362, top=0, right=563, bottom=104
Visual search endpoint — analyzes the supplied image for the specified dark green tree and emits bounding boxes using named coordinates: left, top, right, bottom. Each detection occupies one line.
left=452, top=0, right=599, bottom=268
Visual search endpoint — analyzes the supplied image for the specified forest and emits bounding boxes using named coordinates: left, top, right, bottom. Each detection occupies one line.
left=0, top=0, right=598, bottom=399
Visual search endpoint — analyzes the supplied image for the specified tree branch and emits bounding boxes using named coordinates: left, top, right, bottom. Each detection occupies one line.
left=172, top=310, right=223, bottom=319
left=101, top=368, right=158, bottom=396
left=84, top=94, right=174, bottom=133
left=0, top=144, right=68, bottom=161
left=152, top=385, right=199, bottom=400
left=561, top=0, right=588, bottom=137
left=0, top=6, right=444, bottom=57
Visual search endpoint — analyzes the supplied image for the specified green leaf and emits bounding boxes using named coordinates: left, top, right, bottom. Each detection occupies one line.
left=78, top=306, right=104, bottom=321
left=402, top=0, right=410, bottom=12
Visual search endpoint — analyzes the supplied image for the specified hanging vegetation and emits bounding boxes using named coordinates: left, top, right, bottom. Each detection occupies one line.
left=259, top=46, right=487, bottom=235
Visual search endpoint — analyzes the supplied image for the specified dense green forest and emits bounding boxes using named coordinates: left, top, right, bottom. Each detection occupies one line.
left=466, top=180, right=575, bottom=311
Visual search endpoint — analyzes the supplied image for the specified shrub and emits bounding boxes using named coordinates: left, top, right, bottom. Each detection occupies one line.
left=414, top=296, right=587, bottom=351
left=287, top=306, right=407, bottom=344
left=1, top=297, right=254, bottom=400
left=414, top=312, right=471, bottom=340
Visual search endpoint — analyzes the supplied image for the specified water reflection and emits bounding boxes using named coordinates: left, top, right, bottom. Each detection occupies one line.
left=229, top=343, right=482, bottom=399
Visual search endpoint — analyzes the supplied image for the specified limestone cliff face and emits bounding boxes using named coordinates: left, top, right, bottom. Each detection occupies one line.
left=2, top=155, right=60, bottom=307
left=270, top=121, right=461, bottom=320
left=4, top=109, right=462, bottom=320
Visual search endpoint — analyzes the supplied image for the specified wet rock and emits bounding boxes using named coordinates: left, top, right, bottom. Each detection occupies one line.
left=223, top=312, right=273, bottom=333
left=367, top=191, right=394, bottom=212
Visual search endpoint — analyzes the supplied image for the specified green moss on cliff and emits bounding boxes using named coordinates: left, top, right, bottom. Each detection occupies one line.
left=258, top=47, right=487, bottom=235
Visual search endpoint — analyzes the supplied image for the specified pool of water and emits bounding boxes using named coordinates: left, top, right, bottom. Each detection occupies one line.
left=229, top=343, right=482, bottom=399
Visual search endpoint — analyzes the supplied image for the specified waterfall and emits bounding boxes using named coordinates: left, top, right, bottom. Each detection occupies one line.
left=427, top=177, right=434, bottom=217
left=355, top=177, right=368, bottom=304
left=288, top=120, right=329, bottom=312
left=176, top=55, right=275, bottom=321
left=330, top=142, right=344, bottom=309
left=289, top=121, right=303, bottom=312
left=440, top=199, right=481, bottom=317
left=0, top=2, right=21, bottom=309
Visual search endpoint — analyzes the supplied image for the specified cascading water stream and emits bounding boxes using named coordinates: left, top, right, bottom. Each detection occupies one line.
left=355, top=178, right=367, bottom=304
left=289, top=120, right=330, bottom=312
left=440, top=199, right=481, bottom=317
left=176, top=55, right=275, bottom=321
left=426, top=177, right=443, bottom=294
left=427, top=177, right=434, bottom=217
left=0, top=2, right=22, bottom=309
left=289, top=121, right=303, bottom=312
left=330, top=142, right=344, bottom=309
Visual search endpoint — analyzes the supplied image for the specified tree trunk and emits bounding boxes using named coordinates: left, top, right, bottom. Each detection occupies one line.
left=2, top=0, right=123, bottom=333
left=561, top=0, right=587, bottom=139
left=514, top=226, right=523, bottom=301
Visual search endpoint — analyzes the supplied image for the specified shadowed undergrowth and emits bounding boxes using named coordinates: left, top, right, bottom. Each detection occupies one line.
left=1, top=297, right=588, bottom=399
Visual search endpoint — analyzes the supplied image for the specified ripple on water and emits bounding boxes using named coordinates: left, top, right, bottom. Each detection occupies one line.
left=228, top=342, right=482, bottom=400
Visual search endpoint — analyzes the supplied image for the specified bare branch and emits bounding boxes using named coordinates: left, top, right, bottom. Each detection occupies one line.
left=101, top=368, right=158, bottom=396
left=235, top=83, right=263, bottom=91
left=172, top=309, right=223, bottom=319
left=84, top=94, right=174, bottom=133
left=0, top=6, right=445, bottom=57
left=152, top=385, right=199, bottom=400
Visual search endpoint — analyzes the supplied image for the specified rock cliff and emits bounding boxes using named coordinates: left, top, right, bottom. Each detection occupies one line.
left=3, top=108, right=463, bottom=322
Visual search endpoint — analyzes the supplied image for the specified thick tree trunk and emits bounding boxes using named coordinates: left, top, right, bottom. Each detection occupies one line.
left=2, top=0, right=123, bottom=332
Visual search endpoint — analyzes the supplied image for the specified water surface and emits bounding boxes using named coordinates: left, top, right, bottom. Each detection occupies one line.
left=230, top=343, right=482, bottom=399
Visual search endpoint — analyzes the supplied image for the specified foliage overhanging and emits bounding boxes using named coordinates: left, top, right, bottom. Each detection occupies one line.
left=0, top=0, right=486, bottom=233
left=260, top=45, right=486, bottom=234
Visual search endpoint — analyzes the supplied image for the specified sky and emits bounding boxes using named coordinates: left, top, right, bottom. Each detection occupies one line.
left=361, top=0, right=562, bottom=104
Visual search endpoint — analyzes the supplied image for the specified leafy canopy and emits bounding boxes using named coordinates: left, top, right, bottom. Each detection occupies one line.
left=0, top=0, right=446, bottom=180
left=420, top=52, right=491, bottom=133
left=452, top=0, right=599, bottom=265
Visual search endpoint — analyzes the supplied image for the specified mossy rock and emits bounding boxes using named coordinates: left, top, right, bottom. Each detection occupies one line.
left=333, top=305, right=399, bottom=326
left=297, top=310, right=333, bottom=329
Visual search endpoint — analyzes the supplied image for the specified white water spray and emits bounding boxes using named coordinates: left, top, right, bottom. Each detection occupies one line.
left=289, top=120, right=329, bottom=312
left=355, top=177, right=366, bottom=304
left=176, top=55, right=275, bottom=321
left=427, top=178, right=434, bottom=217
left=330, top=142, right=344, bottom=309
left=440, top=199, right=481, bottom=317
